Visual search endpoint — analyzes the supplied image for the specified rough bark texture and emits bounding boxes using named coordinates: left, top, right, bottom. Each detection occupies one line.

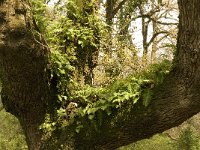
left=0, top=0, right=50, bottom=149
left=1, top=0, right=200, bottom=150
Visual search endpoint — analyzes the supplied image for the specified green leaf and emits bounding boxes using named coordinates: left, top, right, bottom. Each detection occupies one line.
left=88, top=114, right=94, bottom=120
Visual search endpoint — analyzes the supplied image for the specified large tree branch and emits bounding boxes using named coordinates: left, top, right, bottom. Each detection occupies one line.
left=69, top=0, right=200, bottom=149
left=72, top=73, right=200, bottom=149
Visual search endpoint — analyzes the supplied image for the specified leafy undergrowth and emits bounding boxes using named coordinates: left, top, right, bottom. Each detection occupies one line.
left=53, top=59, right=172, bottom=132
left=76, top=59, right=171, bottom=114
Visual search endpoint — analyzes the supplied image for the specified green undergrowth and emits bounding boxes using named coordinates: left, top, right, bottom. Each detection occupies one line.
left=77, top=59, right=171, bottom=111
left=49, top=59, right=172, bottom=133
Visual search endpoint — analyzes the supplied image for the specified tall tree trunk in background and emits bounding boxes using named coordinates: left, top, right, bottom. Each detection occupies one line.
left=118, top=5, right=132, bottom=44
left=139, top=5, right=149, bottom=63
left=106, top=0, right=115, bottom=25
left=151, top=1, right=158, bottom=63
left=105, top=0, right=128, bottom=25
left=151, top=20, right=158, bottom=63
left=0, top=0, right=50, bottom=149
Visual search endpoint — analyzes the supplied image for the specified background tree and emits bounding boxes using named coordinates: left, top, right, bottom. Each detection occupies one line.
left=133, top=0, right=178, bottom=63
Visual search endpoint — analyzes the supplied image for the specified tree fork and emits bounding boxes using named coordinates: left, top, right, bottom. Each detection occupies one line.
left=1, top=0, right=200, bottom=150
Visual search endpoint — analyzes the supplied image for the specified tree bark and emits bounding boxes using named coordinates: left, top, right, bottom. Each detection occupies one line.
left=140, top=6, right=149, bottom=64
left=106, top=0, right=115, bottom=25
left=1, top=0, right=200, bottom=150
left=0, top=0, right=50, bottom=149
left=105, top=0, right=128, bottom=25
left=151, top=2, right=158, bottom=63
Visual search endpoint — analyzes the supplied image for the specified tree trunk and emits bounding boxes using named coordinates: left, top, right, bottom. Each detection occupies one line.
left=0, top=0, right=50, bottom=149
left=106, top=0, right=115, bottom=25
left=1, top=0, right=200, bottom=150
left=151, top=20, right=158, bottom=63
left=139, top=4, right=149, bottom=64
left=151, top=0, right=159, bottom=64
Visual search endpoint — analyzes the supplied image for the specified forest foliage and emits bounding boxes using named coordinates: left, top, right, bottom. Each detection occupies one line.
left=30, top=0, right=175, bottom=134
left=2, top=0, right=200, bottom=149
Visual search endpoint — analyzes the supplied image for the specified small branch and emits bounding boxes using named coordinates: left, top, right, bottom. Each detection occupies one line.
left=150, top=17, right=178, bottom=25
left=111, top=0, right=128, bottom=19
left=132, top=14, right=178, bottom=26
left=147, top=31, right=169, bottom=48
left=157, top=34, right=170, bottom=44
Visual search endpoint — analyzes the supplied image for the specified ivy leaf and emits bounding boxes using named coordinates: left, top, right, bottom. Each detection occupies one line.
left=88, top=114, right=94, bottom=120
